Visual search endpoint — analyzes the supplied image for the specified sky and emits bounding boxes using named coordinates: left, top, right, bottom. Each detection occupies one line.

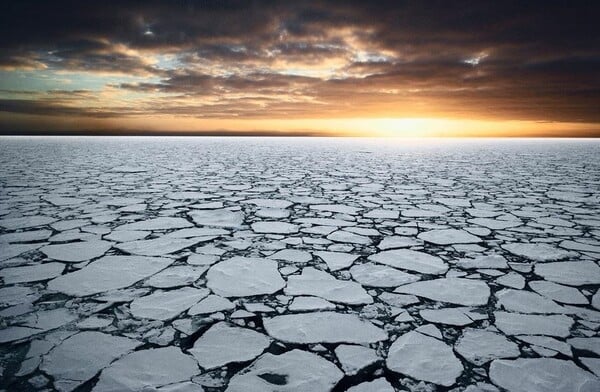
left=0, top=1, right=599, bottom=137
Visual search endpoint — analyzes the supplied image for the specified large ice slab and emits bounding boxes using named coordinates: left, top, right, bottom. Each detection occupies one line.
left=115, top=217, right=193, bottom=231
left=264, top=312, right=387, bottom=344
left=144, top=265, right=206, bottom=288
left=494, top=311, right=573, bottom=337
left=314, top=251, right=359, bottom=271
left=368, top=249, right=448, bottom=274
left=335, top=344, right=380, bottom=375
left=534, top=261, right=600, bottom=286
left=502, top=243, right=576, bottom=262
left=40, top=240, right=112, bottom=262
left=0, top=215, right=56, bottom=230
left=418, top=229, right=481, bottom=245
left=496, top=289, right=566, bottom=314
left=489, top=358, right=600, bottom=392
left=350, top=263, right=420, bottom=287
left=387, top=330, right=463, bottom=386
left=189, top=322, right=270, bottom=369
left=455, top=329, right=520, bottom=365
left=94, top=347, right=199, bottom=391
left=0, top=262, right=64, bottom=284
left=243, top=198, right=293, bottom=209
left=189, top=209, right=245, bottom=228
left=129, top=287, right=209, bottom=320
left=207, top=256, right=285, bottom=297
left=41, top=331, right=140, bottom=390
left=285, top=267, right=372, bottom=305
left=48, top=256, right=173, bottom=296
left=226, top=349, right=343, bottom=392
left=115, top=236, right=201, bottom=256
left=251, top=221, right=299, bottom=234
left=420, top=307, right=487, bottom=326
left=395, top=278, right=490, bottom=305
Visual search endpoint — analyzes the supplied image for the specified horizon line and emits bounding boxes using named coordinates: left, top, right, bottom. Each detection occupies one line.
left=2, top=130, right=600, bottom=138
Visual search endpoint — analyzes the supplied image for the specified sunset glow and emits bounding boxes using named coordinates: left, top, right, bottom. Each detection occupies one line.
left=0, top=2, right=598, bottom=136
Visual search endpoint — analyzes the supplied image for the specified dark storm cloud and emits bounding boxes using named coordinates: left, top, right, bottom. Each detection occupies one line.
left=0, top=1, right=599, bottom=124
left=0, top=99, right=118, bottom=117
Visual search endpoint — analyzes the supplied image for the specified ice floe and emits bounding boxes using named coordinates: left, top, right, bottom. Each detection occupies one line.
left=129, top=287, right=209, bottom=320
left=263, top=312, right=387, bottom=344
left=41, top=331, right=140, bottom=390
left=368, top=249, right=448, bottom=274
left=40, top=240, right=112, bottom=262
left=189, top=209, right=245, bottom=228
left=48, top=256, right=172, bottom=296
left=189, top=322, right=270, bottom=369
left=395, top=278, right=490, bottom=305
left=207, top=256, right=285, bottom=297
left=489, top=358, right=600, bottom=392
left=418, top=229, right=481, bottom=245
left=387, top=330, right=463, bottom=386
left=285, top=267, right=372, bottom=305
left=93, top=347, right=199, bottom=391
left=226, top=349, right=343, bottom=392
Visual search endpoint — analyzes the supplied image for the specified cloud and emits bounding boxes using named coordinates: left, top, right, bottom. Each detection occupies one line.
left=0, top=1, right=598, bottom=129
